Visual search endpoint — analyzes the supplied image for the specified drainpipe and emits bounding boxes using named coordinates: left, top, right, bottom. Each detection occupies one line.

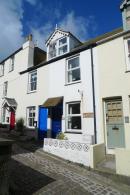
left=90, top=47, right=97, bottom=144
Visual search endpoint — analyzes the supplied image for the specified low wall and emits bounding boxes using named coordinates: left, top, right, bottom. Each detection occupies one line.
left=115, top=148, right=130, bottom=176
left=90, top=143, right=105, bottom=168
left=44, top=138, right=90, bottom=166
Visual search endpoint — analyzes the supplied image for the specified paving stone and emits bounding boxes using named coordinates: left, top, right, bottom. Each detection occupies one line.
left=9, top=144, right=129, bottom=195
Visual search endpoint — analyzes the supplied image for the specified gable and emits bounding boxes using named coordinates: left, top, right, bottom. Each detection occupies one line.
left=46, top=29, right=69, bottom=46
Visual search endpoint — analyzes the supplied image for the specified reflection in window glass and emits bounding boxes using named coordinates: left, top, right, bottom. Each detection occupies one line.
left=67, top=56, right=80, bottom=83
left=66, top=102, right=81, bottom=131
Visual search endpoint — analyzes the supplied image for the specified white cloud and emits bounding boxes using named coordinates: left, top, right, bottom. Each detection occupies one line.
left=31, top=22, right=54, bottom=50
left=0, top=1, right=97, bottom=61
left=59, top=12, right=97, bottom=41
left=31, top=11, right=97, bottom=51
left=0, top=0, right=24, bottom=61
left=25, top=0, right=37, bottom=6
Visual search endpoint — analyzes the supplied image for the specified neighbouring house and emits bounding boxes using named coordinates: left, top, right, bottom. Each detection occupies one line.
left=0, top=35, right=46, bottom=132
left=95, top=0, right=130, bottom=176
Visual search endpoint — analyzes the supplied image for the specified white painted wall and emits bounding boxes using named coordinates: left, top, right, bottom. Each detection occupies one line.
left=0, top=36, right=99, bottom=145
left=97, top=36, right=130, bottom=151
left=44, top=138, right=90, bottom=166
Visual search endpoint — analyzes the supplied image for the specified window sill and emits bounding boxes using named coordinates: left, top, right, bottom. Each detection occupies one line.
left=26, top=126, right=36, bottom=130
left=65, top=131, right=82, bottom=134
left=65, top=80, right=81, bottom=86
left=0, top=75, right=4, bottom=77
left=8, top=70, right=14, bottom=73
left=27, top=90, right=37, bottom=94
left=125, top=70, right=130, bottom=73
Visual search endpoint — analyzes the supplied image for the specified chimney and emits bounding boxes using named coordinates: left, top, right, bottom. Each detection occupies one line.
left=25, top=34, right=33, bottom=42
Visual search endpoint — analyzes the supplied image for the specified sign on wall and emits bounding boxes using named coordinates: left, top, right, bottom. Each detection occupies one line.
left=83, top=113, right=94, bottom=118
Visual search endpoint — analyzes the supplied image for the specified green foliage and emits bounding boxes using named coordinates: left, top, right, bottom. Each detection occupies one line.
left=16, top=118, right=24, bottom=133
left=56, top=132, right=68, bottom=140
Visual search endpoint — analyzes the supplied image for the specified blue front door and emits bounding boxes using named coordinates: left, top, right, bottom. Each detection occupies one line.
left=51, top=105, right=62, bottom=138
left=38, top=107, right=48, bottom=140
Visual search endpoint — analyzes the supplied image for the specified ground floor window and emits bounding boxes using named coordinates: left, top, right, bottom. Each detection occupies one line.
left=27, top=106, right=36, bottom=127
left=66, top=102, right=81, bottom=131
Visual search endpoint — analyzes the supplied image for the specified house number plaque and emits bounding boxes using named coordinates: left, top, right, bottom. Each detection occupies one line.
left=83, top=113, right=94, bottom=118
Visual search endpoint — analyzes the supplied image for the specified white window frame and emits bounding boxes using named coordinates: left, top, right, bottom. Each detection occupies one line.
left=58, top=37, right=68, bottom=56
left=3, top=81, right=8, bottom=97
left=66, top=55, right=81, bottom=84
left=27, top=106, right=36, bottom=128
left=9, top=56, right=14, bottom=72
left=28, top=70, right=37, bottom=93
left=66, top=101, right=82, bottom=132
left=48, top=36, right=68, bottom=59
left=0, top=63, right=4, bottom=76
left=49, top=41, right=57, bottom=59
left=124, top=39, right=130, bottom=71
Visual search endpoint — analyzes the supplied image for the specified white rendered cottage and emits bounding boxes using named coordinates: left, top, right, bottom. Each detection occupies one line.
left=19, top=28, right=101, bottom=166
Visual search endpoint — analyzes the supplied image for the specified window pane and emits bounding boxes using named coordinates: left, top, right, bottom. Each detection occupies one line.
left=126, top=7, right=130, bottom=17
left=128, top=40, right=130, bottom=54
left=68, top=57, right=79, bottom=69
left=49, top=42, right=56, bottom=58
left=59, top=37, right=67, bottom=46
left=68, top=116, right=81, bottom=129
left=29, top=71, right=37, bottom=92
left=68, top=103, right=80, bottom=114
left=49, top=42, right=56, bottom=51
left=59, top=45, right=67, bottom=55
left=28, top=106, right=35, bottom=127
left=68, top=68, right=80, bottom=82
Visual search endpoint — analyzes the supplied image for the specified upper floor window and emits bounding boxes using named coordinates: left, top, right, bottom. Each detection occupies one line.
left=0, top=63, right=4, bottom=76
left=125, top=39, right=130, bottom=70
left=28, top=71, right=37, bottom=92
left=66, top=56, right=80, bottom=83
left=49, top=42, right=57, bottom=59
left=58, top=37, right=67, bottom=55
left=9, top=56, right=14, bottom=72
left=3, top=81, right=8, bottom=97
left=48, top=37, right=68, bottom=59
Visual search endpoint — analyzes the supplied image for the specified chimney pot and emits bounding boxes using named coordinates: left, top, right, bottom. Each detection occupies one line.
left=25, top=34, right=33, bottom=42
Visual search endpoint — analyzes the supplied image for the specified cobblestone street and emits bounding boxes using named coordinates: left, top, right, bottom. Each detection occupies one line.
left=8, top=143, right=130, bottom=195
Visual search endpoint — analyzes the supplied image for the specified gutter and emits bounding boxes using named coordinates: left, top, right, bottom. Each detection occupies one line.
left=20, top=43, right=96, bottom=75
left=97, top=29, right=130, bottom=45
left=90, top=47, right=97, bottom=144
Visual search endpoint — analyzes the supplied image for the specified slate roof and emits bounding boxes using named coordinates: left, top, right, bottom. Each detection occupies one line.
left=4, top=97, right=17, bottom=107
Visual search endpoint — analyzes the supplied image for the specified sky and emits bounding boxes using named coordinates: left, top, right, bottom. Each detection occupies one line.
left=0, top=0, right=122, bottom=61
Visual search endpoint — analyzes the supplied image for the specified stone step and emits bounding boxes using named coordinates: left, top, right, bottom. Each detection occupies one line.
left=96, top=154, right=116, bottom=174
